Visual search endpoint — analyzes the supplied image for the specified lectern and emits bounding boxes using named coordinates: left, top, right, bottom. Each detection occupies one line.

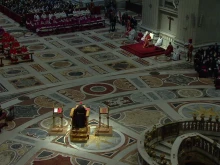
left=95, top=106, right=112, bottom=136
left=49, top=106, right=67, bottom=136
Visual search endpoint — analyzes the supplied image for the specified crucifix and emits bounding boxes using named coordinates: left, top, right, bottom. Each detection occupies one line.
left=167, top=16, right=174, bottom=30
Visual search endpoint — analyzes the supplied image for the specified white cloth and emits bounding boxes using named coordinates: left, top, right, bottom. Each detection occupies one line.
left=172, top=48, right=181, bottom=61
left=155, top=37, right=163, bottom=46
left=128, top=29, right=136, bottom=40
left=141, top=31, right=148, bottom=41
left=34, top=14, right=40, bottom=20
left=149, top=33, right=154, bottom=40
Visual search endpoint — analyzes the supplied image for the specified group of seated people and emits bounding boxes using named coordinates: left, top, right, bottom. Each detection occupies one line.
left=0, top=28, right=30, bottom=63
left=124, top=28, right=182, bottom=61
left=31, top=9, right=91, bottom=21
left=2, top=0, right=77, bottom=15
left=194, top=44, right=220, bottom=79
left=26, top=14, right=103, bottom=34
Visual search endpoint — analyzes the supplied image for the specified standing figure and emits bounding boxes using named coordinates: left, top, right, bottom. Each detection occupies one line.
left=187, top=39, right=193, bottom=62
left=89, top=0, right=95, bottom=15
left=109, top=12, right=117, bottom=32
left=165, top=42, right=173, bottom=57
left=143, top=33, right=151, bottom=48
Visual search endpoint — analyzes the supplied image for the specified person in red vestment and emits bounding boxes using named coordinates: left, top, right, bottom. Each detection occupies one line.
left=165, top=42, right=173, bottom=57
left=11, top=41, right=20, bottom=49
left=124, top=25, right=132, bottom=37
left=136, top=30, right=143, bottom=42
left=2, top=32, right=10, bottom=38
left=187, top=39, right=193, bottom=62
left=143, top=33, right=151, bottom=48
left=10, top=48, right=18, bottom=63
left=21, top=46, right=30, bottom=60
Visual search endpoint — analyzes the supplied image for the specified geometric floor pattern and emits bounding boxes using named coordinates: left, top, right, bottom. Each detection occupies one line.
left=0, top=10, right=216, bottom=165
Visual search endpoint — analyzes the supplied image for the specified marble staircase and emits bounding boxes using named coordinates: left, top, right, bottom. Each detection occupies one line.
left=154, top=141, right=172, bottom=163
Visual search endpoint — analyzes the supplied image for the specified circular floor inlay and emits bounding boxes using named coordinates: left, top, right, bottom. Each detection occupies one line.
left=69, top=126, right=125, bottom=152
left=10, top=143, right=23, bottom=150
left=149, top=71, right=160, bottom=75
left=42, top=53, right=55, bottom=58
left=6, top=70, right=22, bottom=74
left=90, top=86, right=106, bottom=92
left=50, top=61, right=72, bottom=68
left=28, top=45, right=46, bottom=50
left=206, top=88, right=220, bottom=97
left=177, top=89, right=203, bottom=98
left=179, top=103, right=220, bottom=118
left=68, top=71, right=84, bottom=76
left=81, top=83, right=116, bottom=96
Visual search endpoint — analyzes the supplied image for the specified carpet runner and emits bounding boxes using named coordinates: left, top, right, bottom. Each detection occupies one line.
left=120, top=43, right=165, bottom=58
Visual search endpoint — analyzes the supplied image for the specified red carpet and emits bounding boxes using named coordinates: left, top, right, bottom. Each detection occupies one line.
left=120, top=43, right=165, bottom=58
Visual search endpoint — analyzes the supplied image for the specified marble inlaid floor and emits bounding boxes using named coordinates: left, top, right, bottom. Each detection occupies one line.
left=0, top=11, right=216, bottom=165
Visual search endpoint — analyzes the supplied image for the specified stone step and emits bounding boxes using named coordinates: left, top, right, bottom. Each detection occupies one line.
left=155, top=151, right=171, bottom=162
left=155, top=144, right=171, bottom=156
left=70, top=137, right=89, bottom=142
left=70, top=132, right=88, bottom=138
left=71, top=127, right=88, bottom=133
left=159, top=141, right=173, bottom=149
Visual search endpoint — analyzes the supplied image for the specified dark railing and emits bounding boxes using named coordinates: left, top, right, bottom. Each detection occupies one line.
left=177, top=134, right=220, bottom=165
left=138, top=115, right=220, bottom=165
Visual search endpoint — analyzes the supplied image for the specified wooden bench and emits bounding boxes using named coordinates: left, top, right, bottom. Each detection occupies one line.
left=0, top=52, right=34, bottom=67
left=11, top=52, right=34, bottom=64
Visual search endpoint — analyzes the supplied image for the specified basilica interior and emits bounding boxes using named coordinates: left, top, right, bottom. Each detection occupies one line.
left=0, top=0, right=220, bottom=165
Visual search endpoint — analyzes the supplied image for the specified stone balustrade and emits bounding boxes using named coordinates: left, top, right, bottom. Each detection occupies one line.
left=138, top=115, right=220, bottom=165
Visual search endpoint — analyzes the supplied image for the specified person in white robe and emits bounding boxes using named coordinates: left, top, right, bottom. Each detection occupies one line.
left=172, top=46, right=181, bottom=61
left=128, top=28, right=136, bottom=40
left=41, top=12, right=47, bottom=19
left=34, top=13, right=40, bottom=20
left=155, top=36, right=163, bottom=46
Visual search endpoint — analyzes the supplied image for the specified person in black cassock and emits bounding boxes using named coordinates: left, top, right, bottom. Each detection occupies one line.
left=72, top=104, right=86, bottom=128
left=109, top=12, right=117, bottom=32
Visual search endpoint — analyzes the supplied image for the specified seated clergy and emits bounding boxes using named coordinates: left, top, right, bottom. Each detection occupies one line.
left=41, top=12, right=47, bottom=19
left=136, top=30, right=143, bottom=42
left=165, top=42, right=173, bottom=57
left=21, top=46, right=30, bottom=60
left=34, top=13, right=40, bottom=20
left=128, top=26, right=136, bottom=40
left=72, top=104, right=87, bottom=128
left=141, top=31, right=148, bottom=42
left=143, top=32, right=151, bottom=48
left=155, top=36, right=163, bottom=46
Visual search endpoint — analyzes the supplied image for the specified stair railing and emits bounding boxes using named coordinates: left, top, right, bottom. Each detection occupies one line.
left=138, top=114, right=220, bottom=165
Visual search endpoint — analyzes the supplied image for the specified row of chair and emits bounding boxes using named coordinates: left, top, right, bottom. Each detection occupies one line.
left=26, top=16, right=105, bottom=36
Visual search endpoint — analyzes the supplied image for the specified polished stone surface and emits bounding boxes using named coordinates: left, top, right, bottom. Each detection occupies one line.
left=0, top=11, right=215, bottom=165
